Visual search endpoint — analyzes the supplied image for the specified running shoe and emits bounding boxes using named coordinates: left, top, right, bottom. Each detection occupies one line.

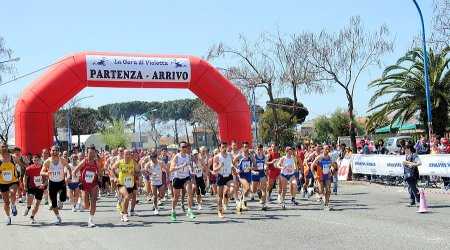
left=170, top=211, right=177, bottom=221
left=130, top=210, right=137, bottom=216
left=187, top=209, right=196, bottom=219
left=218, top=209, right=224, bottom=218
left=53, top=216, right=62, bottom=225
left=23, top=207, right=30, bottom=216
left=121, top=214, right=129, bottom=222
left=88, top=219, right=96, bottom=228
left=30, top=217, right=36, bottom=224
left=6, top=217, right=11, bottom=225
left=72, top=206, right=77, bottom=212
left=261, top=204, right=268, bottom=211
left=291, top=198, right=299, bottom=206
left=281, top=202, right=286, bottom=210
left=181, top=204, right=186, bottom=212
left=197, top=204, right=202, bottom=211
left=153, top=209, right=159, bottom=215
left=11, top=205, right=18, bottom=216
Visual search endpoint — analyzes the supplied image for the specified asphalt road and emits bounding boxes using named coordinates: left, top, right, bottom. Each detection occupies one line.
left=1, top=183, right=449, bottom=250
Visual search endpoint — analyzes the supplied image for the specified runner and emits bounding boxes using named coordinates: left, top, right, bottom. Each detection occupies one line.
left=278, top=146, right=299, bottom=209
left=40, top=146, right=69, bottom=225
left=66, top=152, right=82, bottom=212
left=169, top=142, right=196, bottom=221
left=266, top=144, right=281, bottom=202
left=311, top=145, right=333, bottom=210
left=41, top=148, right=50, bottom=206
left=129, top=150, right=141, bottom=216
left=139, top=150, right=152, bottom=202
left=213, top=142, right=237, bottom=218
left=12, top=147, right=27, bottom=204
left=144, top=151, right=167, bottom=215
left=0, top=143, right=20, bottom=225
left=111, top=149, right=140, bottom=222
left=251, top=144, right=268, bottom=210
left=234, top=142, right=254, bottom=212
left=73, top=145, right=101, bottom=227
left=191, top=149, right=207, bottom=211
left=23, top=154, right=45, bottom=224
left=304, top=145, right=320, bottom=199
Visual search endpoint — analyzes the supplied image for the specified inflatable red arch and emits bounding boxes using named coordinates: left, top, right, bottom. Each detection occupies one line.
left=15, top=52, right=252, bottom=154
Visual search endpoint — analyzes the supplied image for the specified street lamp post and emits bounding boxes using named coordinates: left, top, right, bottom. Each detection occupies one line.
left=67, top=95, right=93, bottom=152
left=412, top=0, right=433, bottom=141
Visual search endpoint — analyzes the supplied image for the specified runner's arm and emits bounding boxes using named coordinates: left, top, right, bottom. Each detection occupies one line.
left=40, top=160, right=49, bottom=176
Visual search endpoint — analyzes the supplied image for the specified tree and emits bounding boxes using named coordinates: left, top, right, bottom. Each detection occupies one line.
left=159, top=99, right=199, bottom=144
left=368, top=47, right=450, bottom=137
left=208, top=35, right=282, bottom=144
left=268, top=97, right=309, bottom=124
left=98, top=101, right=149, bottom=132
left=431, top=0, right=450, bottom=49
left=305, top=16, right=393, bottom=152
left=0, top=37, right=15, bottom=83
left=101, top=119, right=131, bottom=149
left=313, top=116, right=333, bottom=144
left=0, top=95, right=14, bottom=144
left=192, top=102, right=219, bottom=146
left=55, top=107, right=102, bottom=147
left=259, top=109, right=296, bottom=147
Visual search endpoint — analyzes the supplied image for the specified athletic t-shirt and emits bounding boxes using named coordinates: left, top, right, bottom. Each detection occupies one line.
left=148, top=162, right=163, bottom=186
left=218, top=153, right=233, bottom=177
left=26, top=164, right=43, bottom=189
left=0, top=157, right=18, bottom=184
left=281, top=156, right=295, bottom=176
left=237, top=156, right=252, bottom=174
left=48, top=159, right=65, bottom=182
left=174, top=153, right=191, bottom=179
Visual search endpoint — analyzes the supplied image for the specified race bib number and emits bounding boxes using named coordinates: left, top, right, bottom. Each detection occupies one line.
left=322, top=163, right=330, bottom=175
left=242, top=162, right=251, bottom=173
left=257, top=162, right=264, bottom=170
left=50, top=171, right=61, bottom=180
left=151, top=173, right=161, bottom=182
left=284, top=167, right=294, bottom=175
left=2, top=171, right=12, bottom=182
left=85, top=171, right=95, bottom=184
left=33, top=176, right=43, bottom=186
left=124, top=176, right=134, bottom=188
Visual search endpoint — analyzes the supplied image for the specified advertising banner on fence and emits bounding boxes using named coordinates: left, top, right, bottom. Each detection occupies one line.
left=350, top=154, right=450, bottom=177
left=337, top=157, right=351, bottom=181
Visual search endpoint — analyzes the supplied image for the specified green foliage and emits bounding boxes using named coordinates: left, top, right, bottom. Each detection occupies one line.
left=259, top=109, right=296, bottom=147
left=270, top=98, right=309, bottom=124
left=313, top=109, right=365, bottom=143
left=100, top=119, right=131, bottom=149
left=368, top=47, right=450, bottom=136
left=55, top=107, right=102, bottom=136
left=312, top=116, right=332, bottom=143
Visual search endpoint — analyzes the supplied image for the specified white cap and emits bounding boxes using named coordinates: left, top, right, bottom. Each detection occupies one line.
left=192, top=149, right=199, bottom=155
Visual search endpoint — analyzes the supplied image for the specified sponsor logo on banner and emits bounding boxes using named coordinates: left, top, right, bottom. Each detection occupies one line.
left=86, top=55, right=191, bottom=82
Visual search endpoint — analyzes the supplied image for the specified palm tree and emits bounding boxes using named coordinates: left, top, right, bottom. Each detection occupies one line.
left=368, top=47, right=450, bottom=137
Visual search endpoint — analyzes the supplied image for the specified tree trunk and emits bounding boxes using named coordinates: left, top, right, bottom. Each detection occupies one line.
left=267, top=83, right=280, bottom=145
left=174, top=119, right=179, bottom=144
left=77, top=134, right=81, bottom=149
left=184, top=120, right=190, bottom=144
left=347, top=92, right=357, bottom=153
left=133, top=115, right=136, bottom=133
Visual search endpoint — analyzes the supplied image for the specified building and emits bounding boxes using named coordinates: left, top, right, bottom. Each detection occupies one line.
left=192, top=127, right=217, bottom=150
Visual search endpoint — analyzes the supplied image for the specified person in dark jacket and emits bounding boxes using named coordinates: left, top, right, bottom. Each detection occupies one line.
left=403, top=144, right=421, bottom=206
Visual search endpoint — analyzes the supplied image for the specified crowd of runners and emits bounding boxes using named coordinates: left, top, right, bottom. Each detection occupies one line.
left=0, top=141, right=340, bottom=226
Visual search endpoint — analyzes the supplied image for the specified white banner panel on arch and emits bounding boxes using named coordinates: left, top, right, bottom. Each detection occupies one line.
left=86, top=55, right=191, bottom=82
left=350, top=154, right=450, bottom=177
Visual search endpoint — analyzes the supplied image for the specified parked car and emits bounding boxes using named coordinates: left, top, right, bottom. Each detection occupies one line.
left=385, top=136, right=412, bottom=154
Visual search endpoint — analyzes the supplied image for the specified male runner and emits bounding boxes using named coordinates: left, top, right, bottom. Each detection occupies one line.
left=0, top=143, right=20, bottom=225
left=251, top=144, right=268, bottom=210
left=73, top=145, right=101, bottom=227
left=169, top=142, right=196, bottom=221
left=67, top=152, right=82, bottom=212
left=278, top=146, right=299, bottom=209
left=234, top=142, right=254, bottom=212
left=112, top=149, right=140, bottom=222
left=191, top=149, right=207, bottom=211
left=312, top=145, right=334, bottom=210
left=41, top=146, right=69, bottom=225
left=267, top=144, right=281, bottom=202
left=213, top=142, right=236, bottom=218
left=23, top=155, right=45, bottom=224
left=144, top=152, right=167, bottom=215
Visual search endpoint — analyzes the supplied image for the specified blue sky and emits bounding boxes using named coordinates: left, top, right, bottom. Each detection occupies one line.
left=0, top=0, right=434, bottom=119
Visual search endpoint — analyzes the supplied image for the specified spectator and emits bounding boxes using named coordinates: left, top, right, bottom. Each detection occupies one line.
left=375, top=139, right=388, bottom=154
left=398, top=139, right=406, bottom=155
left=414, top=136, right=429, bottom=155
left=362, top=140, right=370, bottom=155
left=403, top=144, right=421, bottom=206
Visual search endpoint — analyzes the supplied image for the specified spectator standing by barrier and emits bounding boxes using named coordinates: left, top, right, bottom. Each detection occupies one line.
left=403, top=144, right=420, bottom=207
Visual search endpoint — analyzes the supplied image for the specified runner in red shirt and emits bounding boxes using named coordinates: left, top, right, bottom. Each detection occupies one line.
left=266, top=144, right=281, bottom=202
left=23, top=155, right=45, bottom=224
left=73, top=145, right=100, bottom=228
